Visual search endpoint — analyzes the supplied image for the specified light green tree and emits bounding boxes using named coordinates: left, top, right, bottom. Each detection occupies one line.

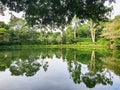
left=101, top=15, right=120, bottom=47
left=0, top=28, right=9, bottom=43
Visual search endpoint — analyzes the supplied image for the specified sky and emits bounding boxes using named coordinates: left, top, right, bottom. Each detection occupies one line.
left=0, top=9, right=24, bottom=24
left=111, top=0, right=120, bottom=18
left=0, top=0, right=120, bottom=24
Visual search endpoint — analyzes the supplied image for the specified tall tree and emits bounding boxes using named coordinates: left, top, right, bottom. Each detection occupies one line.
left=101, top=15, right=120, bottom=47
left=71, top=15, right=80, bottom=39
left=0, top=0, right=114, bottom=26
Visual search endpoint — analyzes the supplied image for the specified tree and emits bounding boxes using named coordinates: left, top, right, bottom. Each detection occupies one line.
left=47, top=32, right=54, bottom=44
left=62, top=27, right=74, bottom=44
left=77, top=24, right=90, bottom=38
left=0, top=21, right=9, bottom=29
left=0, top=28, right=9, bottom=43
left=0, top=0, right=114, bottom=26
left=56, top=35, right=62, bottom=44
left=71, top=15, right=80, bottom=39
left=1, top=0, right=114, bottom=44
left=9, top=17, right=27, bottom=30
left=101, top=15, right=120, bottom=47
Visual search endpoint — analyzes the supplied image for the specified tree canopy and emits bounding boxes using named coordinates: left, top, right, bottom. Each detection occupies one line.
left=0, top=0, right=115, bottom=26
left=101, top=15, right=120, bottom=42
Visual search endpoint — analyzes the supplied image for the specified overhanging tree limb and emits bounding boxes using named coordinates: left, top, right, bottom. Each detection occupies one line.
left=0, top=0, right=115, bottom=26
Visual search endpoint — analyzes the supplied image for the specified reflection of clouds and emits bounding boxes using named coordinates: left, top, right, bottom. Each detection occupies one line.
left=0, top=48, right=120, bottom=90
left=9, top=56, right=50, bottom=76
left=11, top=59, right=22, bottom=68
left=10, top=58, right=40, bottom=76
left=81, top=63, right=89, bottom=74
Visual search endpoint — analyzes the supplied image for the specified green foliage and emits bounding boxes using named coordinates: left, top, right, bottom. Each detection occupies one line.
left=114, top=39, right=120, bottom=48
left=0, top=21, right=9, bottom=29
left=0, top=17, right=117, bottom=46
left=0, top=28, right=6, bottom=32
left=101, top=15, right=120, bottom=46
left=0, top=0, right=115, bottom=47
left=56, top=35, right=62, bottom=44
left=97, top=38, right=109, bottom=45
left=62, top=27, right=74, bottom=44
left=1, top=0, right=114, bottom=26
left=77, top=24, right=90, bottom=38
left=0, top=28, right=10, bottom=44
left=77, top=38, right=92, bottom=42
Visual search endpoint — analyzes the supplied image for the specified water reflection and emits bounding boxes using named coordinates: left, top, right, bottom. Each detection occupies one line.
left=0, top=48, right=120, bottom=89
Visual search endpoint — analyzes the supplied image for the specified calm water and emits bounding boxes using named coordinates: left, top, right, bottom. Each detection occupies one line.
left=0, top=48, right=120, bottom=90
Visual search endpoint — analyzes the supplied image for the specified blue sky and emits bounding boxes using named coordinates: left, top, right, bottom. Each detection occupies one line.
left=0, top=0, right=120, bottom=23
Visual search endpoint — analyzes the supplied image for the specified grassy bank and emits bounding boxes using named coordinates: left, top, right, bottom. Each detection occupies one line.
left=0, top=44, right=107, bottom=50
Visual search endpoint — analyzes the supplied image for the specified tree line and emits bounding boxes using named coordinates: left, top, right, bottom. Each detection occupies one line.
left=0, top=0, right=120, bottom=48
left=0, top=15, right=120, bottom=47
left=0, top=17, right=89, bottom=45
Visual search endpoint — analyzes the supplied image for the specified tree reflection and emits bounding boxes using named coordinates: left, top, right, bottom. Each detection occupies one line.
left=101, top=50, right=120, bottom=76
left=68, top=60, right=81, bottom=84
left=10, top=58, right=40, bottom=76
left=0, top=48, right=120, bottom=88
left=0, top=48, right=63, bottom=76
left=81, top=50, right=113, bottom=88
left=0, top=49, right=50, bottom=76
left=10, top=59, right=49, bottom=76
left=66, top=50, right=113, bottom=88
left=66, top=50, right=81, bottom=84
left=82, top=72, right=113, bottom=88
left=89, top=50, right=96, bottom=73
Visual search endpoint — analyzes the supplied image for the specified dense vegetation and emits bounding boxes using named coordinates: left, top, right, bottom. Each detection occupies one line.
left=0, top=0, right=120, bottom=48
left=0, top=15, right=120, bottom=48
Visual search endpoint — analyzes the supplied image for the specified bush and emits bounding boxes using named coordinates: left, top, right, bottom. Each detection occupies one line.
left=97, top=38, right=109, bottom=45
left=77, top=38, right=92, bottom=42
left=114, top=39, right=120, bottom=47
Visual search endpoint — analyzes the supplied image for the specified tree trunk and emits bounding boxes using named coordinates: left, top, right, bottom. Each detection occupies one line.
left=74, top=22, right=77, bottom=39
left=90, top=28, right=95, bottom=43
left=74, top=52, right=77, bottom=61
left=89, top=20, right=96, bottom=43
left=89, top=50, right=95, bottom=73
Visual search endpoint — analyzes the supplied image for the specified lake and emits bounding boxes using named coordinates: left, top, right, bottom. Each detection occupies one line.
left=0, top=48, right=120, bottom=90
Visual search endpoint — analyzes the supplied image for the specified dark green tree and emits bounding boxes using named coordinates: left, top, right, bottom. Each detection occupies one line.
left=0, top=21, right=9, bottom=29
left=0, top=0, right=114, bottom=26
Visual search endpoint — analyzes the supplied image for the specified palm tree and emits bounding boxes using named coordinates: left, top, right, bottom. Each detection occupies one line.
left=71, top=15, right=80, bottom=39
